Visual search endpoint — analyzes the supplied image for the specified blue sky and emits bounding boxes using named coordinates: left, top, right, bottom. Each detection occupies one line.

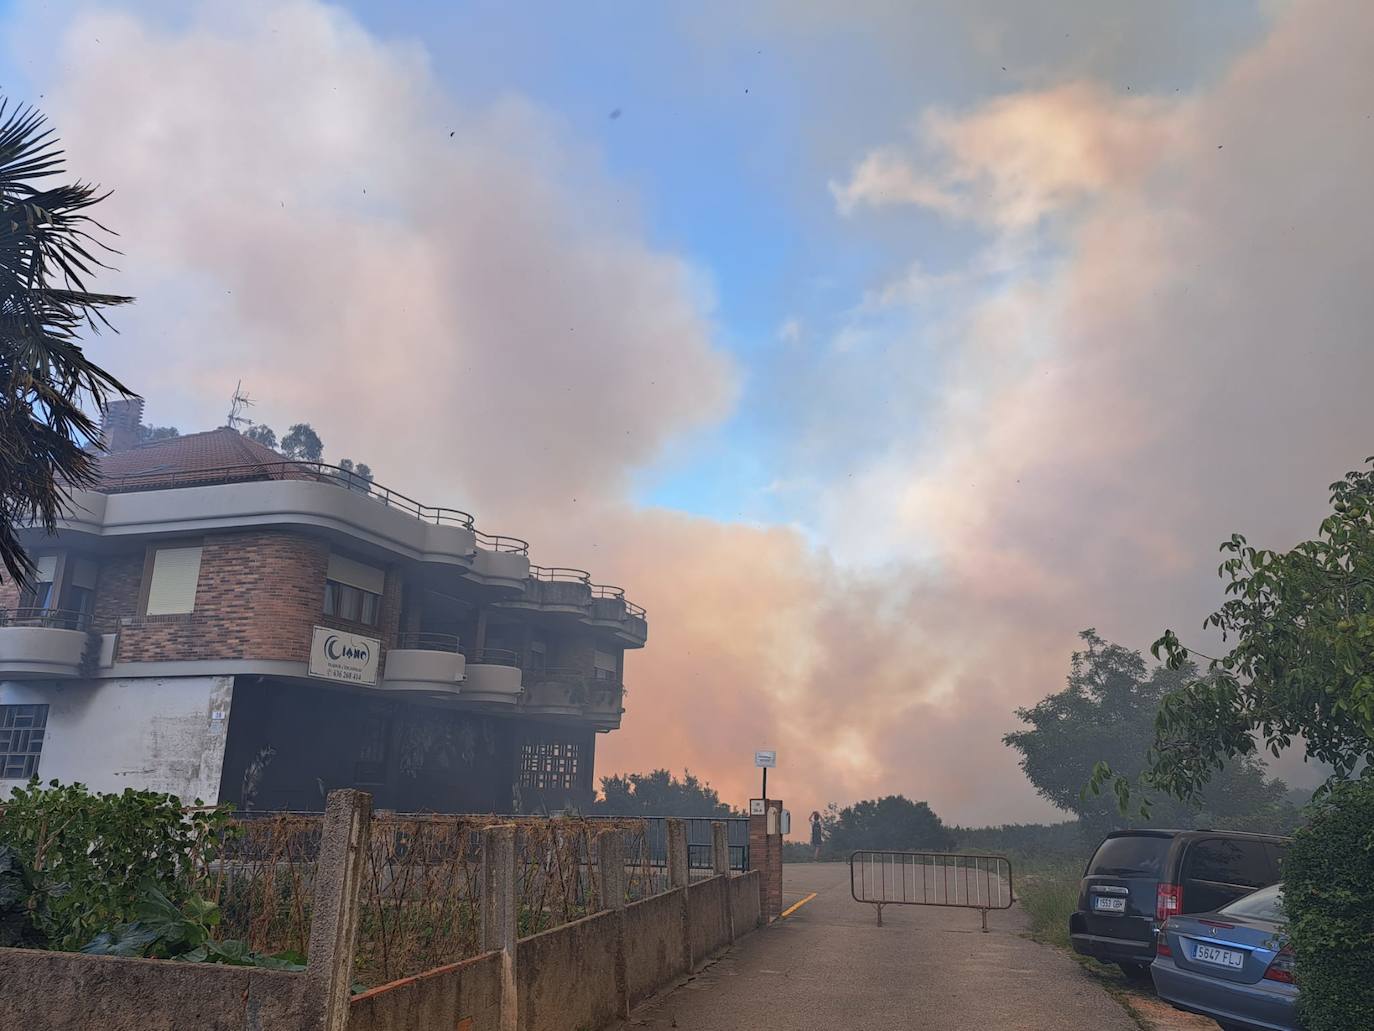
left=288, top=0, right=1271, bottom=527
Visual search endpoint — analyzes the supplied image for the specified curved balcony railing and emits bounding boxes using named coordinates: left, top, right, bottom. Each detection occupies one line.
left=393, top=632, right=462, bottom=653
left=473, top=648, right=521, bottom=667
left=0, top=607, right=91, bottom=631
left=95, top=460, right=531, bottom=554
left=472, top=530, right=530, bottom=555
left=526, top=665, right=586, bottom=681
left=590, top=584, right=647, bottom=619
left=528, top=566, right=592, bottom=584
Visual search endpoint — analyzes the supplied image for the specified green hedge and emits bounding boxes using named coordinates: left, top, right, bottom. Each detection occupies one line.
left=0, top=779, right=233, bottom=950
left=1283, top=779, right=1374, bottom=1031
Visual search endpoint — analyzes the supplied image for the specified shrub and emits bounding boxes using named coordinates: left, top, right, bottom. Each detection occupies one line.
left=1015, top=862, right=1083, bottom=950
left=0, top=779, right=234, bottom=950
left=1283, top=779, right=1374, bottom=1031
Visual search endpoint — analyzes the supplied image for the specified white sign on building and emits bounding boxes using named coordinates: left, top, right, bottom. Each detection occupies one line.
left=308, top=626, right=381, bottom=685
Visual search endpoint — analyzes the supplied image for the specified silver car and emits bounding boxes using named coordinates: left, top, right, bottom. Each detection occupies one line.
left=1151, top=883, right=1297, bottom=1031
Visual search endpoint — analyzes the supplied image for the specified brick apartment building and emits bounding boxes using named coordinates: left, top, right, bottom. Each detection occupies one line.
left=0, top=426, right=646, bottom=813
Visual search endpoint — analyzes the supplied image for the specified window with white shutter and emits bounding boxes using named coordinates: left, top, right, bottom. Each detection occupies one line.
left=323, top=553, right=385, bottom=627
left=145, top=546, right=203, bottom=615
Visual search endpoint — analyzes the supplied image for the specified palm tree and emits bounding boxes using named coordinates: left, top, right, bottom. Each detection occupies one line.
left=0, top=97, right=133, bottom=586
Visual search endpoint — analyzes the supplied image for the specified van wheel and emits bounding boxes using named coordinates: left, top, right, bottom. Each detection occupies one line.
left=1118, top=961, right=1152, bottom=983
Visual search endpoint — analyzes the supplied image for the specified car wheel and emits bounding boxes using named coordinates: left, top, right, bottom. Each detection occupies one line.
left=1118, top=961, right=1152, bottom=983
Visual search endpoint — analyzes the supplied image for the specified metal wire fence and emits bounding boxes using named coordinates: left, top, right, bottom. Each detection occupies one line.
left=211, top=813, right=664, bottom=986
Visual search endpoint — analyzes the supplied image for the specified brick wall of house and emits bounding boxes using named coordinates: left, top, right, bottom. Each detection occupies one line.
left=92, top=552, right=144, bottom=631
left=0, top=576, right=20, bottom=612
left=109, top=531, right=402, bottom=665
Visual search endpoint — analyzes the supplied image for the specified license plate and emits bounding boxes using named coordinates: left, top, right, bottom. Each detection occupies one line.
left=1093, top=896, right=1126, bottom=913
left=1195, top=944, right=1245, bottom=969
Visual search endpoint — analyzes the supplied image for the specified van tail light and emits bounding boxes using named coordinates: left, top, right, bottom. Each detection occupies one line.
left=1264, top=948, right=1296, bottom=984
left=1156, top=883, right=1183, bottom=923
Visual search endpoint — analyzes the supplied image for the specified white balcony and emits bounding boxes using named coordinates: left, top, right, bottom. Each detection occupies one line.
left=379, top=634, right=466, bottom=698
left=463, top=652, right=523, bottom=704
left=0, top=610, right=104, bottom=679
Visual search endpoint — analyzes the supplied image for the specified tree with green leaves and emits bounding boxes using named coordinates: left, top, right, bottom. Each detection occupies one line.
left=338, top=458, right=373, bottom=482
left=279, top=422, right=322, bottom=462
left=593, top=769, right=738, bottom=818
left=1088, top=458, right=1374, bottom=1031
left=1132, top=460, right=1374, bottom=801
left=825, top=795, right=953, bottom=854
left=243, top=423, right=276, bottom=449
left=138, top=424, right=178, bottom=442
left=1009, top=630, right=1297, bottom=837
left=0, top=98, right=133, bottom=586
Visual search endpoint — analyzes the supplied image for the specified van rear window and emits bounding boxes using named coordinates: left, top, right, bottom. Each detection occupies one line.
left=1088, top=835, right=1171, bottom=877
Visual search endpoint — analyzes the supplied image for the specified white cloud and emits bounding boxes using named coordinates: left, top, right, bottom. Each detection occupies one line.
left=39, top=0, right=737, bottom=520
left=832, top=82, right=1179, bottom=231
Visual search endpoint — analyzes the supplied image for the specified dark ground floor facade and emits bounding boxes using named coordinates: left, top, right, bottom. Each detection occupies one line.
left=0, top=673, right=599, bottom=814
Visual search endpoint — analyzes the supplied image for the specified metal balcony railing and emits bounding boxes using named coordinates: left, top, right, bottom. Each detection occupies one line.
left=589, top=584, right=647, bottom=619
left=95, top=460, right=530, bottom=555
left=393, top=632, right=462, bottom=653
left=473, top=648, right=521, bottom=667
left=0, top=607, right=81, bottom=630
left=0, top=607, right=91, bottom=631
left=592, top=668, right=622, bottom=683
left=528, top=566, right=592, bottom=584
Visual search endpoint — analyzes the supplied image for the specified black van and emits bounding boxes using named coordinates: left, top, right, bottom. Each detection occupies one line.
left=1068, top=829, right=1288, bottom=978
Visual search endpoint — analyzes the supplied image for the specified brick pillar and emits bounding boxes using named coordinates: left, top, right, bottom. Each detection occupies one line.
left=482, top=824, right=519, bottom=1031
left=749, top=798, right=784, bottom=922
left=597, top=829, right=630, bottom=1020
left=305, top=789, right=372, bottom=1031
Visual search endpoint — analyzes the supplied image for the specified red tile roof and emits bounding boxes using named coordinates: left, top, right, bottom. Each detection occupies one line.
left=97, top=427, right=289, bottom=485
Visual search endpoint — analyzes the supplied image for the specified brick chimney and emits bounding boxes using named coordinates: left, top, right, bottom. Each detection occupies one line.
left=100, top=397, right=145, bottom=452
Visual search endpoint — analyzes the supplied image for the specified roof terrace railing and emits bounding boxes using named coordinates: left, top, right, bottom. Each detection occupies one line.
left=95, top=460, right=530, bottom=555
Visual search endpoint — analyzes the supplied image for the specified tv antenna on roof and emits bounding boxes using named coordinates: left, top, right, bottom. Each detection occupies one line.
left=226, top=381, right=256, bottom=430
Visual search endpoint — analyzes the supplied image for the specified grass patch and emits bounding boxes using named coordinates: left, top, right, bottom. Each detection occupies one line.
left=1016, top=861, right=1082, bottom=949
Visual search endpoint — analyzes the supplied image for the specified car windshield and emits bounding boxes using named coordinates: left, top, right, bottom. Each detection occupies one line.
left=1087, top=835, right=1172, bottom=877
left=1220, top=883, right=1285, bottom=922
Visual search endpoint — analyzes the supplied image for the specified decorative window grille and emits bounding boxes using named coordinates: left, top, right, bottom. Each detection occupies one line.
left=519, top=738, right=582, bottom=791
left=0, top=705, right=48, bottom=779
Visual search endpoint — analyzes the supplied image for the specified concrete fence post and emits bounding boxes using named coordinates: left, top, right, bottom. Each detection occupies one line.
left=666, top=818, right=693, bottom=969
left=666, top=818, right=690, bottom=889
left=710, top=821, right=730, bottom=877
left=598, top=828, right=631, bottom=1020
left=482, top=824, right=519, bottom=1031
left=711, top=821, right=735, bottom=944
left=305, top=789, right=372, bottom=1031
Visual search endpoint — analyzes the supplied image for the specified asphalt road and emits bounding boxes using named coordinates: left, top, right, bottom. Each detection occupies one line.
left=625, top=862, right=1141, bottom=1031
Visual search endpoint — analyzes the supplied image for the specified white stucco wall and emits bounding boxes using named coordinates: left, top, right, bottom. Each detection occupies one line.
left=0, top=675, right=234, bottom=803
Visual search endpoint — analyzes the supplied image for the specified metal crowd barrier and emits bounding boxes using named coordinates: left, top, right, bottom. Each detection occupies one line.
left=850, top=850, right=1014, bottom=931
